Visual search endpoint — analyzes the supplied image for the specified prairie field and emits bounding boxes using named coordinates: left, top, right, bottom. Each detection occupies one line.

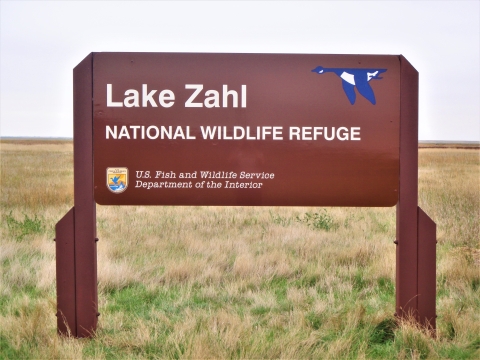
left=0, top=140, right=479, bottom=359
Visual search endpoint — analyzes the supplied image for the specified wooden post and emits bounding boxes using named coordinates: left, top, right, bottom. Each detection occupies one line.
left=396, top=55, right=436, bottom=331
left=56, top=53, right=98, bottom=337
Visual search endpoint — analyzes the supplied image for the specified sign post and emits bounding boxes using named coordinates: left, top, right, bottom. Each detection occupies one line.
left=56, top=52, right=436, bottom=337
left=56, top=53, right=97, bottom=337
left=397, top=57, right=436, bottom=331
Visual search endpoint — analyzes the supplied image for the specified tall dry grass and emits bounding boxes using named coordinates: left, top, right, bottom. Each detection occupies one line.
left=1, top=141, right=479, bottom=359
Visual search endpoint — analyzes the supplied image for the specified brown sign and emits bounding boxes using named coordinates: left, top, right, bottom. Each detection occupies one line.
left=57, top=53, right=437, bottom=338
left=93, top=53, right=400, bottom=206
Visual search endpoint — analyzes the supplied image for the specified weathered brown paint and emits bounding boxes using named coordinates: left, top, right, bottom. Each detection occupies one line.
left=55, top=53, right=99, bottom=337
left=93, top=53, right=401, bottom=207
left=73, top=53, right=98, bottom=337
left=55, top=207, right=76, bottom=336
left=395, top=57, right=436, bottom=330
left=417, top=207, right=437, bottom=332
left=396, top=56, right=419, bottom=320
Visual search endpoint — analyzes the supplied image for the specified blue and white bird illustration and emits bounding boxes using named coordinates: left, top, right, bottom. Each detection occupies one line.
left=110, top=175, right=120, bottom=184
left=311, top=66, right=387, bottom=105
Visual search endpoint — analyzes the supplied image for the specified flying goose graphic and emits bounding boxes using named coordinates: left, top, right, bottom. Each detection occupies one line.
left=311, top=66, right=387, bottom=105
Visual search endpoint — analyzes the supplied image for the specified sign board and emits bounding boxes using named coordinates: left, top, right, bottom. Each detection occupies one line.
left=93, top=53, right=400, bottom=206
left=56, top=53, right=437, bottom=338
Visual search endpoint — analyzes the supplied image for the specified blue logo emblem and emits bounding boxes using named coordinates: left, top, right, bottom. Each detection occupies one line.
left=107, top=167, right=128, bottom=193
left=312, top=66, right=387, bottom=105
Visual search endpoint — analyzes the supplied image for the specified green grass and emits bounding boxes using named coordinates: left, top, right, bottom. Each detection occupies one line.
left=0, top=142, right=479, bottom=358
left=5, top=211, right=45, bottom=240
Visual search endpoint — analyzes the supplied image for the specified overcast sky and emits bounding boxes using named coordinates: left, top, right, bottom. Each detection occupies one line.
left=1, top=1, right=479, bottom=141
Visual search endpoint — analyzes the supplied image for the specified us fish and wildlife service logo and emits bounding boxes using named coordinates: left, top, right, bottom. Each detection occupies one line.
left=107, top=167, right=128, bottom=193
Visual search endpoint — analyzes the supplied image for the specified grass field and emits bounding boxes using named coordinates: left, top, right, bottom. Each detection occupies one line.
left=0, top=141, right=479, bottom=359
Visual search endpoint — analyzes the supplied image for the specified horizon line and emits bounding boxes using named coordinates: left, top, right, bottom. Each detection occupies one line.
left=1, top=136, right=480, bottom=145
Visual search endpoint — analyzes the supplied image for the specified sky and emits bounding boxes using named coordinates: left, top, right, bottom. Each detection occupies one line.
left=1, top=1, right=479, bottom=141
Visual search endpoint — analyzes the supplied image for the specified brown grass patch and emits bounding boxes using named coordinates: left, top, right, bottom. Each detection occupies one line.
left=0, top=142, right=478, bottom=358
